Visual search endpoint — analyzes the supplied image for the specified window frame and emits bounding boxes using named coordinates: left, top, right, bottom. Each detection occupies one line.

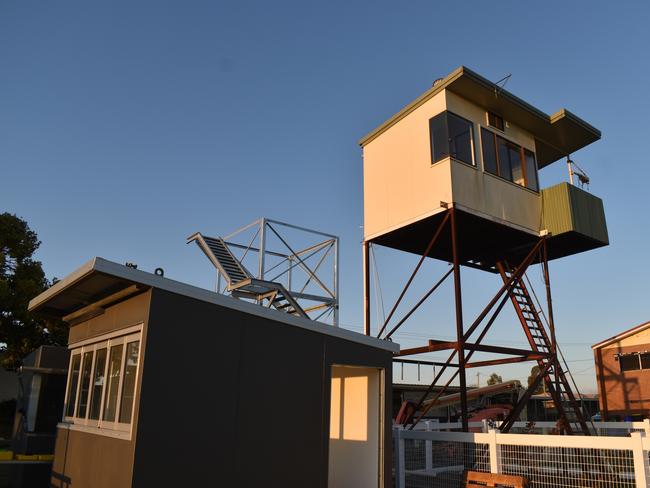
left=618, top=353, right=642, bottom=372
left=487, top=112, right=505, bottom=132
left=64, top=353, right=81, bottom=418
left=62, top=325, right=142, bottom=437
left=614, top=351, right=650, bottom=372
left=480, top=126, right=539, bottom=193
left=429, top=110, right=477, bottom=167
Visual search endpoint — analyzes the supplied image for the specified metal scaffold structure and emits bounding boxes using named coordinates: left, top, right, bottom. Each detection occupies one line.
left=363, top=205, right=590, bottom=434
left=189, top=217, right=340, bottom=326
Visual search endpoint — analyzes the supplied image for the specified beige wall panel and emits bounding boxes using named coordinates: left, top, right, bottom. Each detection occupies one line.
left=451, top=161, right=542, bottom=233
left=445, top=91, right=536, bottom=153
left=68, top=291, right=151, bottom=345
left=363, top=89, right=544, bottom=240
left=363, top=92, right=451, bottom=240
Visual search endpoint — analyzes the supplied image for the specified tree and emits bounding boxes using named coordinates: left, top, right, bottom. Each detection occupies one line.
left=0, top=213, right=67, bottom=369
left=487, top=373, right=502, bottom=385
left=527, top=365, right=546, bottom=394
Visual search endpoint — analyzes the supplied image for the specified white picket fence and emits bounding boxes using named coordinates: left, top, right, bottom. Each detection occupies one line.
left=394, top=425, right=650, bottom=487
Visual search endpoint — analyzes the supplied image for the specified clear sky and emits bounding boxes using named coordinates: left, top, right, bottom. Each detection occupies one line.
left=2, top=1, right=649, bottom=393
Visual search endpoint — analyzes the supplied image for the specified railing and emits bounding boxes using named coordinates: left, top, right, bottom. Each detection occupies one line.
left=394, top=426, right=650, bottom=487
left=409, top=419, right=650, bottom=437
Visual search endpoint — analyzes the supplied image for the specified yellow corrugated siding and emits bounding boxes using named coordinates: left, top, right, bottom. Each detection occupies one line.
left=541, top=183, right=573, bottom=235
left=541, top=183, right=608, bottom=244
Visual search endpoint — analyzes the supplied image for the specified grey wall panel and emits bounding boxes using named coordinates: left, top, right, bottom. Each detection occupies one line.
left=236, top=317, right=327, bottom=488
left=132, top=289, right=244, bottom=487
left=132, top=289, right=393, bottom=488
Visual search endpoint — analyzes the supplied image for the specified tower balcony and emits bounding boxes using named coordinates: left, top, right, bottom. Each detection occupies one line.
left=365, top=157, right=608, bottom=267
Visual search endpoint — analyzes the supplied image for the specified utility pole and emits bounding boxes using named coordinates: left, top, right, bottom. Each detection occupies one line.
left=476, top=372, right=481, bottom=388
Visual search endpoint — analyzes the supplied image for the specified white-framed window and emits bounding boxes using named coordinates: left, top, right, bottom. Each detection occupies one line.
left=63, top=326, right=142, bottom=436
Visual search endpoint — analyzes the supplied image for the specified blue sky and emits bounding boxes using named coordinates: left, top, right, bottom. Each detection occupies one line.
left=2, top=1, right=649, bottom=392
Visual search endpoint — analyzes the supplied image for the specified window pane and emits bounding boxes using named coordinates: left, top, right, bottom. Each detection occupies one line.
left=429, top=113, right=449, bottom=163
left=103, top=344, right=124, bottom=422
left=89, top=348, right=107, bottom=420
left=510, top=146, right=524, bottom=186
left=481, top=128, right=498, bottom=175
left=119, top=341, right=140, bottom=423
left=620, top=354, right=641, bottom=372
left=447, top=113, right=474, bottom=165
left=77, top=351, right=94, bottom=418
left=496, top=136, right=513, bottom=181
left=524, top=150, right=538, bottom=191
left=641, top=353, right=650, bottom=370
left=65, top=355, right=81, bottom=417
left=488, top=112, right=504, bottom=131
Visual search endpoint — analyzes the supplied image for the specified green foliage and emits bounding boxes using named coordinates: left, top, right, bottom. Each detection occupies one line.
left=527, top=365, right=545, bottom=394
left=486, top=373, right=502, bottom=385
left=0, top=213, right=67, bottom=370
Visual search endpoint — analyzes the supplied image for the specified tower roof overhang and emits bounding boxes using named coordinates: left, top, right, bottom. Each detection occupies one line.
left=358, top=66, right=601, bottom=169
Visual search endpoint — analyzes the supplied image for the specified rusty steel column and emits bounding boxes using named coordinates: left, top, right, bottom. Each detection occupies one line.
left=542, top=239, right=560, bottom=398
left=450, top=207, right=468, bottom=431
left=363, top=240, right=370, bottom=336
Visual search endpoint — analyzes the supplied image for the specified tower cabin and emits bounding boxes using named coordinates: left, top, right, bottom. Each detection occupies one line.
left=360, top=66, right=608, bottom=268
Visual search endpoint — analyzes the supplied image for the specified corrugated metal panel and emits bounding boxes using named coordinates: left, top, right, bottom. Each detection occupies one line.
left=542, top=182, right=608, bottom=245
left=567, top=185, right=609, bottom=244
left=541, top=183, right=573, bottom=235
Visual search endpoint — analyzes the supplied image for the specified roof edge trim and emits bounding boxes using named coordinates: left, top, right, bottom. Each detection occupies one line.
left=30, top=257, right=400, bottom=354
left=358, top=66, right=465, bottom=147
left=28, top=257, right=99, bottom=312
left=358, top=66, right=600, bottom=151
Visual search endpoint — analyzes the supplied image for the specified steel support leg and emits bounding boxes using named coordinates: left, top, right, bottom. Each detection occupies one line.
left=451, top=208, right=468, bottom=431
left=363, top=240, right=370, bottom=336
left=542, top=241, right=560, bottom=403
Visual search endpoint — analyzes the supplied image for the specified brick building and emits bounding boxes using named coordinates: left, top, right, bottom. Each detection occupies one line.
left=593, top=321, right=650, bottom=420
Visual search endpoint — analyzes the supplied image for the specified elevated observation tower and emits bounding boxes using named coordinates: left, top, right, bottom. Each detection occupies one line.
left=360, top=66, right=608, bottom=433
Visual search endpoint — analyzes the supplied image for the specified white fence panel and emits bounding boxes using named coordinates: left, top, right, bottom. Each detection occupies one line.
left=394, top=427, right=650, bottom=488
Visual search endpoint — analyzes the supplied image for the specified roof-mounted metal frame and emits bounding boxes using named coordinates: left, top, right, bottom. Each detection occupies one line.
left=191, top=218, right=340, bottom=326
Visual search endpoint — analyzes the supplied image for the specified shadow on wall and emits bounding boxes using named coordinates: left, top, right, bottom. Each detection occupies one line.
left=596, top=344, right=645, bottom=420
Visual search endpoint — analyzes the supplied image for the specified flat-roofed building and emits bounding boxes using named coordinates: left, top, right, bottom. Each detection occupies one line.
left=29, top=258, right=398, bottom=488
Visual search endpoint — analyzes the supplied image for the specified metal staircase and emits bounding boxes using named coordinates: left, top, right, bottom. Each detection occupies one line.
left=496, top=261, right=591, bottom=435
left=188, top=232, right=309, bottom=319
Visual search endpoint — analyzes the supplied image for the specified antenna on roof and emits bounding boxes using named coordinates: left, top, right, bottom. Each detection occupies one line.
left=494, top=73, right=512, bottom=96
left=567, top=156, right=590, bottom=189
